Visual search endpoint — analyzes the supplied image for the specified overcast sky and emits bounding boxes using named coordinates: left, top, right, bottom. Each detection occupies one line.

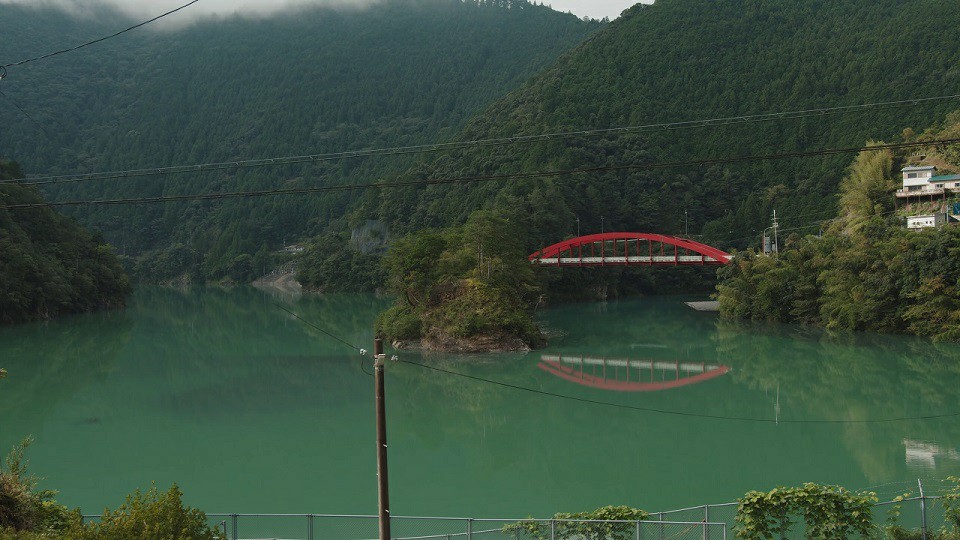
left=545, top=0, right=642, bottom=20
left=0, top=0, right=647, bottom=23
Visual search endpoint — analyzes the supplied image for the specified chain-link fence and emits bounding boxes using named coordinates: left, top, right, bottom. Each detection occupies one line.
left=79, top=480, right=956, bottom=540
left=151, top=516, right=724, bottom=540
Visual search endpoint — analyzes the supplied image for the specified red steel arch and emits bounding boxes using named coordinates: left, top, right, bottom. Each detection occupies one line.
left=529, top=233, right=731, bottom=267
left=538, top=355, right=730, bottom=392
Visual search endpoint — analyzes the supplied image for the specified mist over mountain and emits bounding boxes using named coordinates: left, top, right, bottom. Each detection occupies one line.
left=0, top=0, right=600, bottom=281
left=0, top=0, right=383, bottom=27
left=6, top=0, right=960, bottom=290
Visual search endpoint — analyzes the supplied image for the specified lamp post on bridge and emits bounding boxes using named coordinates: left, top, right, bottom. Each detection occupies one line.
left=600, top=216, right=604, bottom=234
left=576, top=216, right=580, bottom=237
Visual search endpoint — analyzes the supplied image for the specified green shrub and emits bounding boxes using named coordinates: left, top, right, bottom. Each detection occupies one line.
left=735, top=483, right=876, bottom=540
left=375, top=305, right=422, bottom=340
left=74, top=484, right=223, bottom=540
left=0, top=438, right=78, bottom=536
left=504, top=506, right=648, bottom=540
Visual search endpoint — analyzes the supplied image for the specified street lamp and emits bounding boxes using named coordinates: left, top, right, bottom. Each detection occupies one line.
left=600, top=216, right=604, bottom=234
left=575, top=216, right=580, bottom=237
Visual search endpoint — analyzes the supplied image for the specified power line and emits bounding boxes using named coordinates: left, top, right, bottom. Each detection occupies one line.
left=1, top=0, right=201, bottom=70
left=11, top=93, right=960, bottom=187
left=274, top=304, right=362, bottom=352
left=8, top=137, right=960, bottom=209
left=396, top=358, right=960, bottom=424
left=0, top=89, right=55, bottom=140
left=709, top=206, right=905, bottom=246
left=274, top=304, right=374, bottom=376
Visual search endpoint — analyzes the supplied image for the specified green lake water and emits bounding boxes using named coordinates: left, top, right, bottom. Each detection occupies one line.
left=2, top=286, right=960, bottom=519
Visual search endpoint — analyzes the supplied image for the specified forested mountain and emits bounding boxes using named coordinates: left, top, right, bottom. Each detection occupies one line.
left=717, top=112, right=960, bottom=341
left=0, top=161, right=130, bottom=324
left=0, top=0, right=600, bottom=281
left=361, top=0, right=960, bottom=260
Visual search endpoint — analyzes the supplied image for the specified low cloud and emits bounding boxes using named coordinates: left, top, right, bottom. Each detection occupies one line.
left=0, top=0, right=384, bottom=26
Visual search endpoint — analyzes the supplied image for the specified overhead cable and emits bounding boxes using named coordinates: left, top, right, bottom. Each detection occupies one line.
left=1, top=0, right=201, bottom=69
left=11, top=93, right=960, bottom=187
left=7, top=137, right=960, bottom=209
left=274, top=304, right=362, bottom=353
left=397, top=358, right=960, bottom=424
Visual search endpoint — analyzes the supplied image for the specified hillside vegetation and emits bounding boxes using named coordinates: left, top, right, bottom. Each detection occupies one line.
left=341, top=0, right=960, bottom=295
left=716, top=113, right=960, bottom=341
left=0, top=0, right=600, bottom=283
left=0, top=161, right=131, bottom=325
left=376, top=210, right=544, bottom=351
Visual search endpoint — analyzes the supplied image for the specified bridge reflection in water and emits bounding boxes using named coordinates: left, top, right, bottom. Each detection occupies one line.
left=538, top=354, right=730, bottom=392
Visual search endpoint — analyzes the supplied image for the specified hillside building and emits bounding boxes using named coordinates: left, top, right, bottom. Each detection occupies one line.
left=906, top=214, right=944, bottom=230
left=897, top=165, right=960, bottom=200
left=897, top=165, right=960, bottom=229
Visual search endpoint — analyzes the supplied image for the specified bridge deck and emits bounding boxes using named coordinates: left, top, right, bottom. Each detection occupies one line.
left=532, top=255, right=725, bottom=266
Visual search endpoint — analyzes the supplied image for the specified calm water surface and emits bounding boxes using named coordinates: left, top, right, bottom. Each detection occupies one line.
left=1, top=287, right=959, bottom=517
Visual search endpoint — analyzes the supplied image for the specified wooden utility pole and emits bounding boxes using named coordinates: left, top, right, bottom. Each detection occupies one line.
left=373, top=338, right=392, bottom=540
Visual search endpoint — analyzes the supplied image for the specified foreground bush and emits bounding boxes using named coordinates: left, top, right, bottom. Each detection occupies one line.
left=74, top=485, right=223, bottom=540
left=1, top=439, right=222, bottom=539
left=0, top=438, right=77, bottom=537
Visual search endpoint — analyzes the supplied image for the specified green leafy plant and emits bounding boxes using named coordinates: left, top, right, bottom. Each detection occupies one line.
left=503, top=505, right=648, bottom=540
left=0, top=438, right=78, bottom=536
left=73, top=484, right=223, bottom=540
left=735, top=483, right=876, bottom=540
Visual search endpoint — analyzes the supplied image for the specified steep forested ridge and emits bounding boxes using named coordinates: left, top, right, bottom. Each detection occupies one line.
left=366, top=0, right=960, bottom=255
left=0, top=0, right=600, bottom=282
left=0, top=161, right=131, bottom=324
left=716, top=113, right=960, bottom=341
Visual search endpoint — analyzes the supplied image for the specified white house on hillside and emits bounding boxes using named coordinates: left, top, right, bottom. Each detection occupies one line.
left=901, top=165, right=937, bottom=192
left=897, top=165, right=960, bottom=198
left=897, top=165, right=960, bottom=230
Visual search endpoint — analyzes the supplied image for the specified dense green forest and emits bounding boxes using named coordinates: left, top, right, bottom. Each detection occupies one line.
left=8, top=0, right=960, bottom=296
left=325, top=0, right=960, bottom=295
left=0, top=161, right=131, bottom=325
left=717, top=113, right=960, bottom=341
left=375, top=210, right=543, bottom=350
left=0, top=0, right=600, bottom=283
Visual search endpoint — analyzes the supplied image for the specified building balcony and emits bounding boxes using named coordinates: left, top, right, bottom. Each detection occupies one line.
left=896, top=187, right=947, bottom=198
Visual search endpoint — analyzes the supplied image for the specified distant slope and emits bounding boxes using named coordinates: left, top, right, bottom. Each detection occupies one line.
left=369, top=0, right=960, bottom=250
left=0, top=0, right=600, bottom=281
left=0, top=161, right=131, bottom=324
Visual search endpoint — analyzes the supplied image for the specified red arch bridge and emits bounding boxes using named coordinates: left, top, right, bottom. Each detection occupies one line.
left=529, top=233, right=731, bottom=267
left=539, top=354, right=730, bottom=392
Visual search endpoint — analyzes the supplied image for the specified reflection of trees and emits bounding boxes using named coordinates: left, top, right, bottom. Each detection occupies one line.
left=0, top=311, right=134, bottom=445
left=124, top=287, right=391, bottom=418
left=0, top=286, right=391, bottom=438
left=713, top=320, right=960, bottom=483
left=538, top=297, right=722, bottom=360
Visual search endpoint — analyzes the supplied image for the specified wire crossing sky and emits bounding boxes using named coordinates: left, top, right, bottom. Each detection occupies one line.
left=7, top=138, right=960, bottom=209
left=10, top=93, right=960, bottom=186
left=1, top=0, right=202, bottom=69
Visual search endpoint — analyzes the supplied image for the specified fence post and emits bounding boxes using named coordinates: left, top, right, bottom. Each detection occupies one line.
left=220, top=520, right=227, bottom=539
left=658, top=512, right=664, bottom=540
left=703, top=505, right=709, bottom=540
left=636, top=519, right=642, bottom=540
left=467, top=518, right=473, bottom=540
left=919, top=479, right=928, bottom=540
left=551, top=518, right=556, bottom=540
left=307, top=514, right=314, bottom=540
left=231, top=514, right=238, bottom=540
